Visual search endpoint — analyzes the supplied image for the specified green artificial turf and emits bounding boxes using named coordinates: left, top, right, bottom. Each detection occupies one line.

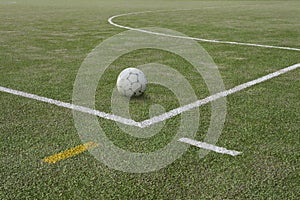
left=1, top=0, right=299, bottom=199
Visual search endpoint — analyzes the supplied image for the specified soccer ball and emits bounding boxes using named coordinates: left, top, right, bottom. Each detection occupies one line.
left=117, top=68, right=147, bottom=97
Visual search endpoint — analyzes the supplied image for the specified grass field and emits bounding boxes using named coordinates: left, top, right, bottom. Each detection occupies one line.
left=1, top=0, right=300, bottom=199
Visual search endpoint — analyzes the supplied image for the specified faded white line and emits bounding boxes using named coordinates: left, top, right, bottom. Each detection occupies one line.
left=108, top=11, right=300, bottom=52
left=140, top=63, right=300, bottom=127
left=178, top=138, right=242, bottom=156
left=0, top=2, right=16, bottom=4
left=1, top=63, right=299, bottom=128
left=0, top=86, right=141, bottom=127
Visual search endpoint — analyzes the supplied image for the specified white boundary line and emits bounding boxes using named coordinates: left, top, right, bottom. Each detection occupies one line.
left=1, top=63, right=299, bottom=128
left=0, top=2, right=17, bottom=4
left=140, top=63, right=300, bottom=127
left=108, top=11, right=300, bottom=52
left=0, top=86, right=140, bottom=127
left=178, top=138, right=242, bottom=156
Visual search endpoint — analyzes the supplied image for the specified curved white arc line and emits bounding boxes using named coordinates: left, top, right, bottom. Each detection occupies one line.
left=108, top=11, right=300, bottom=52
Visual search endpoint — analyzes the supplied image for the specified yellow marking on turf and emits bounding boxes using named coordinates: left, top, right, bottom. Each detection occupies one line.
left=42, top=142, right=98, bottom=164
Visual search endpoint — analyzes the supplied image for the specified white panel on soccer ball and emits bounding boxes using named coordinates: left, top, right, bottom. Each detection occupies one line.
left=127, top=73, right=138, bottom=83
left=124, top=88, right=134, bottom=97
left=131, top=82, right=142, bottom=94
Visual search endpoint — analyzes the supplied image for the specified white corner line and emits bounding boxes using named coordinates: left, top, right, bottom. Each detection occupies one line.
left=178, top=138, right=242, bottom=156
left=140, top=63, right=300, bottom=127
left=108, top=10, right=300, bottom=52
left=0, top=63, right=299, bottom=128
left=0, top=86, right=141, bottom=127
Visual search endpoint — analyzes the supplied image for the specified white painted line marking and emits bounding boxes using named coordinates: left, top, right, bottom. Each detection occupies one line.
left=0, top=86, right=141, bottom=127
left=0, top=2, right=16, bottom=4
left=0, top=64, right=299, bottom=128
left=140, top=63, right=300, bottom=127
left=108, top=10, right=300, bottom=52
left=178, top=138, right=242, bottom=156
